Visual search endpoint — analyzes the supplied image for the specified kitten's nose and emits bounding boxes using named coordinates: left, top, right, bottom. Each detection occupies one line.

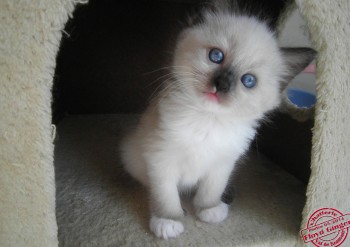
left=212, top=69, right=236, bottom=93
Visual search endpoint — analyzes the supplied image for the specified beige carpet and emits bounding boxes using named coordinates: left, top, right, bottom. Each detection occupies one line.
left=55, top=114, right=306, bottom=247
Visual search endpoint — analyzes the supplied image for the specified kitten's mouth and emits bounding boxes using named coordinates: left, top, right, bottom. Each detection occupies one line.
left=203, top=87, right=219, bottom=102
left=204, top=92, right=219, bottom=102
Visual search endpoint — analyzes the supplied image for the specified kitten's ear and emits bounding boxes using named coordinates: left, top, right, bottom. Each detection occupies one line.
left=187, top=3, right=219, bottom=26
left=280, top=47, right=317, bottom=86
left=187, top=10, right=204, bottom=26
left=210, top=0, right=234, bottom=12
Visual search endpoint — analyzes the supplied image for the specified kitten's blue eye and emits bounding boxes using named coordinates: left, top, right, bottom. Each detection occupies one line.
left=209, top=48, right=224, bottom=64
left=241, top=74, right=257, bottom=88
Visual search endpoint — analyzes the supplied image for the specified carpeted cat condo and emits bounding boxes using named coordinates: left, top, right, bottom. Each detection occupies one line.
left=0, top=0, right=349, bottom=246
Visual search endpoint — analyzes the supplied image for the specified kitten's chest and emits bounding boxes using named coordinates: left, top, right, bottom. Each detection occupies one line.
left=166, top=113, right=255, bottom=160
left=160, top=112, right=256, bottom=187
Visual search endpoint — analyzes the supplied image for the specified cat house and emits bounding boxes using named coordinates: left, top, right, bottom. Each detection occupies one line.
left=1, top=0, right=349, bottom=246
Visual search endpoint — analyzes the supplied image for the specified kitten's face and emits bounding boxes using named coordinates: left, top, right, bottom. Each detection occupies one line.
left=172, top=13, right=289, bottom=119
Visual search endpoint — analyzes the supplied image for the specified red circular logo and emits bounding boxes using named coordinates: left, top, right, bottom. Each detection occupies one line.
left=301, top=208, right=350, bottom=247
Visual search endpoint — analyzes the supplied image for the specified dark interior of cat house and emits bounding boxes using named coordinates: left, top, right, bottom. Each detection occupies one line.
left=53, top=0, right=313, bottom=245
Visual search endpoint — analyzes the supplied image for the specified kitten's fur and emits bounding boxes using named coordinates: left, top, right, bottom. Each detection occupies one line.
left=121, top=4, right=315, bottom=239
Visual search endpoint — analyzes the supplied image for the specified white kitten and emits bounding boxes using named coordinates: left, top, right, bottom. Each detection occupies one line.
left=120, top=8, right=315, bottom=239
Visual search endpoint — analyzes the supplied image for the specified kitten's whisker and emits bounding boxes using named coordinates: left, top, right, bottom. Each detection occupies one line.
left=148, top=80, right=169, bottom=103
left=148, top=76, right=179, bottom=105
left=144, top=73, right=174, bottom=89
left=142, top=67, right=173, bottom=76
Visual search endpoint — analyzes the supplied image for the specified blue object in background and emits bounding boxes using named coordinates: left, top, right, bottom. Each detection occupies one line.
left=287, top=88, right=316, bottom=108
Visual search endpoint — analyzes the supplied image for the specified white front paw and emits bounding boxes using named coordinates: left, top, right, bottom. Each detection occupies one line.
left=150, top=216, right=184, bottom=239
left=196, top=202, right=229, bottom=223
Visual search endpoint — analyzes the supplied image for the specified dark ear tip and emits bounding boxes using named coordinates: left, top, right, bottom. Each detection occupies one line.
left=281, top=46, right=316, bottom=55
left=281, top=47, right=317, bottom=67
left=304, top=47, right=317, bottom=59
left=303, top=48, right=317, bottom=66
left=280, top=47, right=317, bottom=86
left=187, top=2, right=220, bottom=27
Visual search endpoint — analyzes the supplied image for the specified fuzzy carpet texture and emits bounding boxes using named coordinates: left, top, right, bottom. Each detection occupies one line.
left=55, top=115, right=306, bottom=247
left=0, top=0, right=350, bottom=246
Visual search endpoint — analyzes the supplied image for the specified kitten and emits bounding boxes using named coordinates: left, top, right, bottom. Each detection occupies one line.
left=120, top=4, right=315, bottom=239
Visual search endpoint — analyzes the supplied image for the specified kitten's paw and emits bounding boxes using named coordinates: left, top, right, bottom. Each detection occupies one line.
left=196, top=202, right=229, bottom=223
left=150, top=216, right=184, bottom=239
